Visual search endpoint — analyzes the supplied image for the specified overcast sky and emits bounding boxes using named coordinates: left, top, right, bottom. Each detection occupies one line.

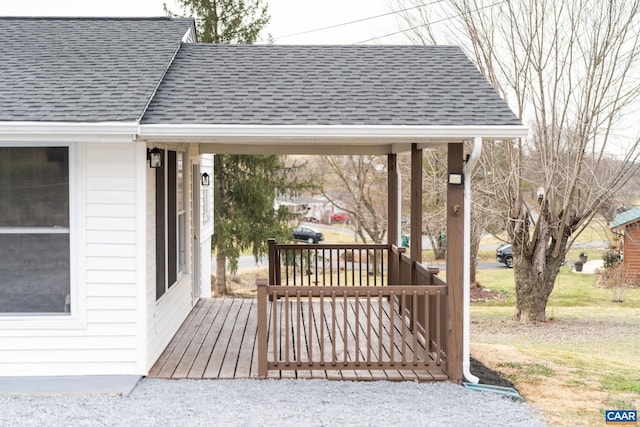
left=0, top=0, right=408, bottom=44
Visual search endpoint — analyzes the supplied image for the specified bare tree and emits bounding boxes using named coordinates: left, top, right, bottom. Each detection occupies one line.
left=396, top=0, right=640, bottom=321
left=314, top=155, right=387, bottom=244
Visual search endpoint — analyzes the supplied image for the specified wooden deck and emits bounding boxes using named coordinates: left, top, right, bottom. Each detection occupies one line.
left=149, top=298, right=447, bottom=381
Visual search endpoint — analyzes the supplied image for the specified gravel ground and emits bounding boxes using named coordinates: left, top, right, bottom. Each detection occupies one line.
left=0, top=378, right=545, bottom=427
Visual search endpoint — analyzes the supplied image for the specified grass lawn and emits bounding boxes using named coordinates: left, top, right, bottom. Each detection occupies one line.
left=472, top=266, right=640, bottom=426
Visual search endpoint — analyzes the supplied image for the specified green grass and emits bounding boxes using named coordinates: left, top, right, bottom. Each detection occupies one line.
left=474, top=266, right=640, bottom=308
left=602, top=374, right=640, bottom=395
left=501, top=362, right=555, bottom=380
left=472, top=264, right=640, bottom=425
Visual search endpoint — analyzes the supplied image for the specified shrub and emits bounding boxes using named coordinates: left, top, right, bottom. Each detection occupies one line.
left=598, top=261, right=630, bottom=302
left=602, top=250, right=622, bottom=269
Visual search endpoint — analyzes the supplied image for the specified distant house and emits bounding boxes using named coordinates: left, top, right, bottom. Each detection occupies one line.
left=611, top=207, right=640, bottom=277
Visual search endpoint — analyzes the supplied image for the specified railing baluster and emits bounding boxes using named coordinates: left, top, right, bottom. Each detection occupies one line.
left=436, top=289, right=441, bottom=366
left=320, top=290, right=325, bottom=367
left=389, top=290, right=395, bottom=366
left=413, top=289, right=418, bottom=366
left=285, top=289, right=290, bottom=366
left=329, top=249, right=333, bottom=287
left=354, top=290, right=360, bottom=366
left=424, top=289, right=430, bottom=368
left=272, top=290, right=278, bottom=367
left=308, top=288, right=313, bottom=363
left=296, top=289, right=301, bottom=366
left=366, top=290, right=372, bottom=367
left=401, top=290, right=407, bottom=367
left=355, top=248, right=359, bottom=287
left=343, top=292, right=348, bottom=366
left=378, top=291, right=383, bottom=366
left=331, top=290, right=337, bottom=365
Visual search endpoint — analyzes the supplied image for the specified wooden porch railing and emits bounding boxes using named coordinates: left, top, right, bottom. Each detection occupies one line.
left=257, top=239, right=449, bottom=379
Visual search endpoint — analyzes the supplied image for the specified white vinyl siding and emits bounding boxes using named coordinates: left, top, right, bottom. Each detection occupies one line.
left=0, top=142, right=143, bottom=376
left=145, top=144, right=195, bottom=370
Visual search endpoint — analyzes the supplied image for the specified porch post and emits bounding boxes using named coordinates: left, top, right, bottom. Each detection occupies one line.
left=387, top=153, right=399, bottom=247
left=257, top=278, right=268, bottom=378
left=410, top=144, right=422, bottom=263
left=446, top=142, right=464, bottom=383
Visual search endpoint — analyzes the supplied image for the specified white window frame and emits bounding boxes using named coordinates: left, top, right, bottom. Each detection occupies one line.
left=0, top=142, right=85, bottom=329
left=156, top=149, right=188, bottom=301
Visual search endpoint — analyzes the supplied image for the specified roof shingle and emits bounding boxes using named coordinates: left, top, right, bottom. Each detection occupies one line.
left=142, top=44, right=521, bottom=126
left=0, top=17, right=194, bottom=122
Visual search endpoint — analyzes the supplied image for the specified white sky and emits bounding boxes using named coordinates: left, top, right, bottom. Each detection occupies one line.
left=0, top=0, right=408, bottom=44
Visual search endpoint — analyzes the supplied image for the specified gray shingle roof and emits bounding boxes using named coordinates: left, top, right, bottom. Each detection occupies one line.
left=0, top=17, right=194, bottom=122
left=142, top=44, right=521, bottom=126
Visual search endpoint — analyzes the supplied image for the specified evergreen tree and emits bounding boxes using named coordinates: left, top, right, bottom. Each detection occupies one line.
left=166, top=0, right=304, bottom=295
left=165, top=0, right=270, bottom=43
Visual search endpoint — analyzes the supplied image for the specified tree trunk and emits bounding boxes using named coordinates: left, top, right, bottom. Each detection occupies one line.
left=513, top=249, right=564, bottom=322
left=215, top=249, right=227, bottom=296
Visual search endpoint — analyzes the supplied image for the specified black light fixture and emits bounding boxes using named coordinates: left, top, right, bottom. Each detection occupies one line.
left=201, top=172, right=210, bottom=187
left=147, top=147, right=163, bottom=169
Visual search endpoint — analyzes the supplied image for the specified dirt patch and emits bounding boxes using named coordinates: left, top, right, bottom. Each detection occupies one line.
left=470, top=285, right=507, bottom=302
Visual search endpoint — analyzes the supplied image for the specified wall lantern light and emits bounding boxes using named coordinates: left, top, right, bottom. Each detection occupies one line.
left=147, top=147, right=163, bottom=169
left=201, top=172, right=210, bottom=187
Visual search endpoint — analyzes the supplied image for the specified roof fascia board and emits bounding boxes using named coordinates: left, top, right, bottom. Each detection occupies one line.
left=139, top=124, right=529, bottom=144
left=199, top=143, right=404, bottom=155
left=0, top=122, right=138, bottom=143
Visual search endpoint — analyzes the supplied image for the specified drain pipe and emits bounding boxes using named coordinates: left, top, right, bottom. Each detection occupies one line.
left=463, top=137, right=482, bottom=384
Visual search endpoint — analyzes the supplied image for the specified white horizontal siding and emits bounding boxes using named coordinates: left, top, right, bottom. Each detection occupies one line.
left=86, top=283, right=137, bottom=298
left=86, top=204, right=136, bottom=218
left=86, top=244, right=136, bottom=258
left=145, top=145, right=197, bottom=371
left=0, top=142, right=143, bottom=377
left=86, top=257, right=137, bottom=271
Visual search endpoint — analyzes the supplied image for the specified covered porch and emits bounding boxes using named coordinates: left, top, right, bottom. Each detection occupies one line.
left=149, top=242, right=448, bottom=381
left=140, top=44, right=527, bottom=382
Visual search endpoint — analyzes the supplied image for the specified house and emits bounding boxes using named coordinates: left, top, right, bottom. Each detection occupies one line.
left=0, top=17, right=526, bottom=381
left=611, top=207, right=640, bottom=278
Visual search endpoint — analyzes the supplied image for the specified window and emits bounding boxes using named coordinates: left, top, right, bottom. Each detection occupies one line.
left=0, top=147, right=70, bottom=314
left=156, top=149, right=186, bottom=300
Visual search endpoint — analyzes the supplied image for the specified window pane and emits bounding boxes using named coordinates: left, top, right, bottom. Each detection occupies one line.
left=0, top=234, right=70, bottom=314
left=167, top=151, right=177, bottom=287
left=0, top=147, right=69, bottom=227
left=177, top=152, right=184, bottom=211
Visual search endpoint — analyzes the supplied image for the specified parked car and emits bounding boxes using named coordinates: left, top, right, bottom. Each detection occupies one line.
left=496, top=243, right=513, bottom=268
left=292, top=226, right=324, bottom=243
left=330, top=212, right=350, bottom=223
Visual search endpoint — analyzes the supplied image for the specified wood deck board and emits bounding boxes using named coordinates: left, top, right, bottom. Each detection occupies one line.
left=151, top=299, right=212, bottom=378
left=186, top=298, right=235, bottom=379
left=218, top=299, right=254, bottom=379
left=171, top=300, right=225, bottom=379
left=202, top=299, right=244, bottom=378
left=148, top=298, right=447, bottom=382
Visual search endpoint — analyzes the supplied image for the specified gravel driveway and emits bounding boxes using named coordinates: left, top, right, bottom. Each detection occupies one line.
left=0, top=378, right=545, bottom=426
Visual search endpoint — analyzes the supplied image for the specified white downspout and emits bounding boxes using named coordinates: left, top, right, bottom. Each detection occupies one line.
left=397, top=162, right=402, bottom=246
left=463, top=136, right=482, bottom=384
